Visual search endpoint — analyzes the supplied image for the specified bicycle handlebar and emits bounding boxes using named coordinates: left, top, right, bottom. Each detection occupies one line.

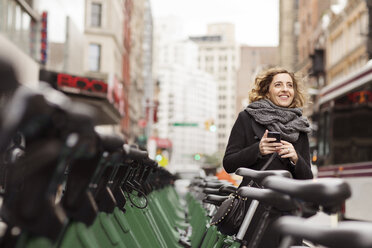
left=275, top=216, right=372, bottom=248
left=123, top=144, right=148, bottom=161
left=219, top=185, right=237, bottom=194
left=96, top=131, right=125, bottom=153
left=237, top=187, right=296, bottom=212
left=262, top=176, right=351, bottom=213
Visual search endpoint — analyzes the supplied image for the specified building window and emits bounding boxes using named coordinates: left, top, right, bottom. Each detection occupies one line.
left=89, top=43, right=101, bottom=71
left=2, top=1, right=37, bottom=59
left=6, top=1, right=14, bottom=31
left=218, top=134, right=226, bottom=139
left=91, top=3, right=102, bottom=27
left=15, top=5, right=21, bottom=31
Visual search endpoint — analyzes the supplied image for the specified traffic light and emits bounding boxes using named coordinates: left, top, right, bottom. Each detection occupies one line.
left=204, top=119, right=216, bottom=132
left=209, top=121, right=216, bottom=132
left=194, top=153, right=201, bottom=161
left=204, top=120, right=211, bottom=130
left=156, top=154, right=163, bottom=162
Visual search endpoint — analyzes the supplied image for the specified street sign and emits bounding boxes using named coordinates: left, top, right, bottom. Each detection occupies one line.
left=172, top=122, right=198, bottom=127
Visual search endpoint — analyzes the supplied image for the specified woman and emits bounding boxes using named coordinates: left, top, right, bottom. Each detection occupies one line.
left=223, top=67, right=313, bottom=247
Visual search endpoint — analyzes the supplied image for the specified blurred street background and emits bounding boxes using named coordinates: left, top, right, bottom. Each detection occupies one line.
left=1, top=0, right=372, bottom=224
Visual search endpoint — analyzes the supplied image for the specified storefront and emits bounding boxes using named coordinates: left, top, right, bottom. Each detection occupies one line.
left=39, top=69, right=128, bottom=135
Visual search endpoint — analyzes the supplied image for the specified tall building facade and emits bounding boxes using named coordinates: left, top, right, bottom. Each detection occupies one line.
left=279, top=0, right=298, bottom=71
left=121, top=0, right=132, bottom=138
left=190, top=23, right=240, bottom=151
left=129, top=0, right=144, bottom=143
left=153, top=18, right=218, bottom=170
left=142, top=0, right=154, bottom=143
left=326, top=0, right=368, bottom=84
left=296, top=0, right=330, bottom=74
left=279, top=0, right=368, bottom=89
left=316, top=0, right=372, bottom=222
left=278, top=0, right=370, bottom=159
left=0, top=0, right=40, bottom=86
left=295, top=0, right=331, bottom=140
left=236, top=46, right=278, bottom=115
left=157, top=61, right=218, bottom=169
left=84, top=0, right=124, bottom=92
left=4, top=0, right=153, bottom=140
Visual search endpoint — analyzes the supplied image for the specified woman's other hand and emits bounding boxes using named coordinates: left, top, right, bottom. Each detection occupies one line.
left=259, top=130, right=282, bottom=155
left=279, top=140, right=298, bottom=164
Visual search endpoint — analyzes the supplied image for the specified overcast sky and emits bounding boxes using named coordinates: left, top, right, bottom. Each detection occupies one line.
left=150, top=0, right=279, bottom=46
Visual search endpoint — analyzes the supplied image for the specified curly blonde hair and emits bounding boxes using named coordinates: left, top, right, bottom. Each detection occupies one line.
left=249, top=67, right=307, bottom=108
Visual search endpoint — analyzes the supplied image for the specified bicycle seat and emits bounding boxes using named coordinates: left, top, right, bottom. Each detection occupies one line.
left=235, top=168, right=292, bottom=184
left=204, top=181, right=230, bottom=189
left=274, top=216, right=372, bottom=248
left=203, top=195, right=229, bottom=206
left=123, top=144, right=149, bottom=161
left=262, top=176, right=351, bottom=213
left=142, top=158, right=157, bottom=168
left=237, top=187, right=296, bottom=212
left=203, top=188, right=221, bottom=195
left=96, top=131, right=125, bottom=153
left=219, top=185, right=237, bottom=194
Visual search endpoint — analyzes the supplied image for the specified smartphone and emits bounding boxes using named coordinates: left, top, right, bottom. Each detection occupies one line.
left=267, top=131, right=281, bottom=143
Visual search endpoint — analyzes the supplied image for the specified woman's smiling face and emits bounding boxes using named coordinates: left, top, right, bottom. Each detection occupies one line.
left=267, top=73, right=295, bottom=107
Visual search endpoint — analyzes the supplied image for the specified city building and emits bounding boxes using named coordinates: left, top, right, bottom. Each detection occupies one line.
left=142, top=0, right=154, bottom=145
left=153, top=17, right=218, bottom=170
left=0, top=0, right=40, bottom=86
left=293, top=0, right=331, bottom=152
left=278, top=0, right=298, bottom=71
left=278, top=0, right=371, bottom=165
left=41, top=0, right=125, bottom=132
left=36, top=0, right=154, bottom=140
left=83, top=0, right=126, bottom=130
left=326, top=0, right=368, bottom=84
left=122, top=0, right=132, bottom=138
left=236, top=46, right=278, bottom=114
left=128, top=0, right=154, bottom=145
left=190, top=23, right=240, bottom=151
left=1, top=0, right=155, bottom=142
left=311, top=0, right=372, bottom=222
left=296, top=0, right=330, bottom=75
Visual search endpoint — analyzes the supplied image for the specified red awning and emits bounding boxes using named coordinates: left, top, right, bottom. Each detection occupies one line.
left=150, top=137, right=172, bottom=148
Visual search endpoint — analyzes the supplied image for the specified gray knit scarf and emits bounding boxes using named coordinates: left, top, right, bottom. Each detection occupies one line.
left=245, top=99, right=311, bottom=142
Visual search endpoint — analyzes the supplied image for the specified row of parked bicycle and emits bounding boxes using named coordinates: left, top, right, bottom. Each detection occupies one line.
left=2, top=58, right=372, bottom=248
left=186, top=166, right=372, bottom=248
left=0, top=60, right=198, bottom=248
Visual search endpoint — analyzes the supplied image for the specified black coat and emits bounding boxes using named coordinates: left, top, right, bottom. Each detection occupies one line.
left=222, top=110, right=313, bottom=247
left=223, top=110, right=313, bottom=184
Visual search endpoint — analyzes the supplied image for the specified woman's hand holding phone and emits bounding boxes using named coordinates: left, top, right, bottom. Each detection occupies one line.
left=260, top=130, right=298, bottom=164
left=259, top=130, right=283, bottom=155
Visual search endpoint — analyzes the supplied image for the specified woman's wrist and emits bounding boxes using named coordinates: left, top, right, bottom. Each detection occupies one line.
left=290, top=157, right=297, bottom=165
